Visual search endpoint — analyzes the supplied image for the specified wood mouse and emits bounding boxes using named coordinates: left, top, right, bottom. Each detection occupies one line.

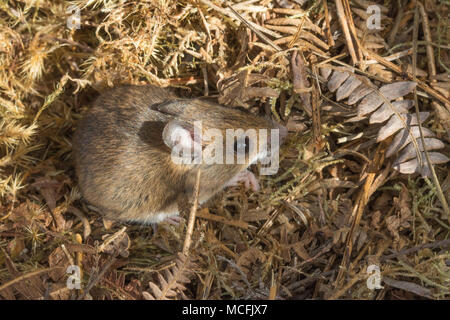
left=73, top=85, right=287, bottom=224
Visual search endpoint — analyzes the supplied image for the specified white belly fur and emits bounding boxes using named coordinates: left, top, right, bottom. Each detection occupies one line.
left=125, top=196, right=211, bottom=225
left=125, top=210, right=179, bottom=225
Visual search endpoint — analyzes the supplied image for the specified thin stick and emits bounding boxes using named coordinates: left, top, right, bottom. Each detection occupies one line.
left=0, top=267, right=62, bottom=293
left=388, top=0, right=404, bottom=45
left=227, top=6, right=282, bottom=52
left=381, top=239, right=450, bottom=262
left=98, top=226, right=127, bottom=253
left=335, top=0, right=357, bottom=65
left=75, top=233, right=84, bottom=296
left=68, top=206, right=91, bottom=240
left=330, top=274, right=365, bottom=300
left=79, top=256, right=117, bottom=300
left=201, top=65, right=209, bottom=96
left=417, top=2, right=437, bottom=82
left=182, top=169, right=201, bottom=255
left=287, top=17, right=306, bottom=48
left=361, top=49, right=450, bottom=108
left=335, top=142, right=386, bottom=287
left=199, top=0, right=282, bottom=39
left=322, top=0, right=335, bottom=47
left=342, top=0, right=362, bottom=63
left=411, top=4, right=449, bottom=220
left=365, top=48, right=413, bottom=65
left=196, top=209, right=250, bottom=229
left=61, top=244, right=75, bottom=266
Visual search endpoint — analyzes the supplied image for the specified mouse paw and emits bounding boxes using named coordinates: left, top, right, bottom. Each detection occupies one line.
left=163, top=215, right=184, bottom=225
left=152, top=216, right=183, bottom=232
left=225, top=170, right=260, bottom=192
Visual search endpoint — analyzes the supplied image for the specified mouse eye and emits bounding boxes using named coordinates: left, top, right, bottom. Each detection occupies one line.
left=234, top=136, right=250, bottom=154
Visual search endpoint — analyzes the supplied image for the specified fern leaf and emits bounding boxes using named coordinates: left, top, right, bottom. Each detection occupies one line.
left=142, top=253, right=192, bottom=300
left=321, top=67, right=449, bottom=176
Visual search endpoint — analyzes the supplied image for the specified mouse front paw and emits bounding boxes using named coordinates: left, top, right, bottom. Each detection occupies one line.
left=151, top=215, right=184, bottom=233
left=163, top=215, right=184, bottom=225
left=225, top=169, right=260, bottom=192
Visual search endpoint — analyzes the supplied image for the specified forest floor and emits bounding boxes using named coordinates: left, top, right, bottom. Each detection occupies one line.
left=0, top=0, right=449, bottom=299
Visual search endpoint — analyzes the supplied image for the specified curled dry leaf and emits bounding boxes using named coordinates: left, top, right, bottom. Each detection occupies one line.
left=386, top=185, right=412, bottom=246
left=291, top=50, right=312, bottom=115
left=234, top=247, right=266, bottom=278
left=99, top=227, right=130, bottom=258
left=48, top=247, right=70, bottom=282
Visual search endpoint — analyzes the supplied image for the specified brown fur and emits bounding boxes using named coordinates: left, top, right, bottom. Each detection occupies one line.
left=73, top=85, right=284, bottom=223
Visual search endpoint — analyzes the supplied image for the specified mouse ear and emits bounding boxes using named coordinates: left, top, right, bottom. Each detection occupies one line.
left=162, top=120, right=202, bottom=151
left=152, top=99, right=187, bottom=117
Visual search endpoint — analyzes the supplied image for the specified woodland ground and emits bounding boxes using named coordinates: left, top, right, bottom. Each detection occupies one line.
left=0, top=0, right=449, bottom=299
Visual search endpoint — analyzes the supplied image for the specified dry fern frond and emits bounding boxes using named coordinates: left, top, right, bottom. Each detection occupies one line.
left=218, top=70, right=279, bottom=107
left=321, top=67, right=449, bottom=176
left=142, top=253, right=192, bottom=300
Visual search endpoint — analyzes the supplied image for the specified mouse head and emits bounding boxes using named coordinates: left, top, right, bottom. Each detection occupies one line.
left=155, top=99, right=287, bottom=173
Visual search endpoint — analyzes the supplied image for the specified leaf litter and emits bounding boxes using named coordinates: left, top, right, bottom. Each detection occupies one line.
left=0, top=0, right=449, bottom=300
